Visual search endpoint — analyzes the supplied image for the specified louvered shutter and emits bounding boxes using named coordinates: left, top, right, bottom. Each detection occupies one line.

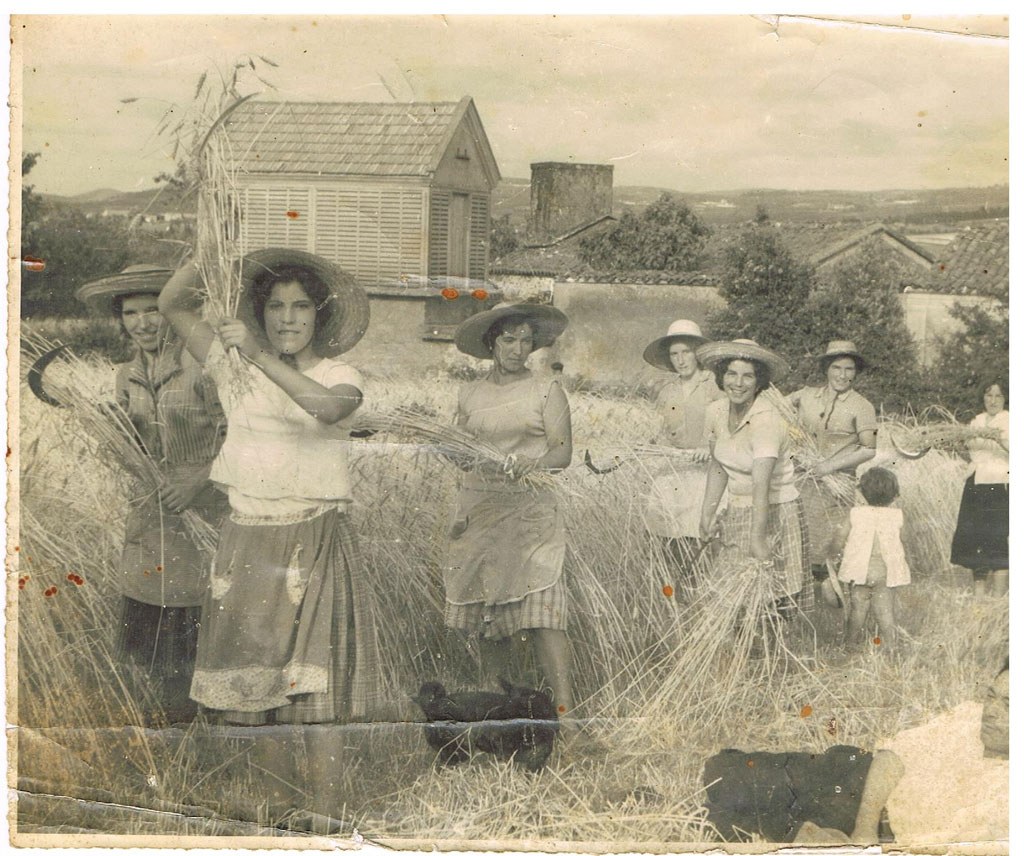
left=239, top=186, right=312, bottom=253
left=313, top=186, right=424, bottom=284
left=428, top=190, right=451, bottom=278
left=469, top=193, right=490, bottom=279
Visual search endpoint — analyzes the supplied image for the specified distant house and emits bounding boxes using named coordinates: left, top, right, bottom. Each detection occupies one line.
left=224, top=96, right=501, bottom=289
left=805, top=222, right=936, bottom=271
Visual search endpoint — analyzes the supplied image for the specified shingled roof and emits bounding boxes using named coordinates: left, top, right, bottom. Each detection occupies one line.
left=930, top=220, right=1009, bottom=299
left=224, top=96, right=499, bottom=182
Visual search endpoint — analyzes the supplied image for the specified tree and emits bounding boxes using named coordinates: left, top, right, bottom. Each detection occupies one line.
left=20, top=152, right=43, bottom=248
left=929, top=301, right=1009, bottom=420
left=20, top=205, right=136, bottom=317
left=489, top=216, right=519, bottom=259
left=801, top=242, right=925, bottom=413
left=705, top=219, right=813, bottom=371
left=579, top=193, right=711, bottom=272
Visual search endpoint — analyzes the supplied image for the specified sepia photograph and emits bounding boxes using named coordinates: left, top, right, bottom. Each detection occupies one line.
left=7, top=13, right=1010, bottom=851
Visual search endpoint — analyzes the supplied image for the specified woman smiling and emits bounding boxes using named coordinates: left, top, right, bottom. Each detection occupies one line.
left=696, top=339, right=808, bottom=617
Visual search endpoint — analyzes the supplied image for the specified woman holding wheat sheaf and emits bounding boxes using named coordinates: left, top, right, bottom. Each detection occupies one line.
left=949, top=378, right=1009, bottom=598
left=75, top=265, right=228, bottom=726
left=446, top=303, right=576, bottom=719
left=697, top=339, right=810, bottom=619
left=159, top=248, right=379, bottom=823
left=787, top=340, right=877, bottom=601
left=641, top=319, right=724, bottom=592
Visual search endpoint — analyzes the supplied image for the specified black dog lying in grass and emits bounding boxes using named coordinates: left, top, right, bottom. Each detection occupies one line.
left=412, top=679, right=559, bottom=772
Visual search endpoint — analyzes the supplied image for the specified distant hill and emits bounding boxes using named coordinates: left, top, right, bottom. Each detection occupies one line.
left=493, top=181, right=1009, bottom=227
left=43, top=184, right=190, bottom=216
left=50, top=179, right=1008, bottom=228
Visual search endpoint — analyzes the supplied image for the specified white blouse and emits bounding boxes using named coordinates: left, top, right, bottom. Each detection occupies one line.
left=206, top=341, right=363, bottom=507
left=969, top=410, right=1009, bottom=485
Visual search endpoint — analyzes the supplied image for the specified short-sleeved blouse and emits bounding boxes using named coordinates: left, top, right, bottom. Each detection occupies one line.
left=969, top=410, right=1009, bottom=485
left=655, top=370, right=724, bottom=449
left=206, top=341, right=363, bottom=505
left=791, top=385, right=876, bottom=471
left=706, top=396, right=798, bottom=505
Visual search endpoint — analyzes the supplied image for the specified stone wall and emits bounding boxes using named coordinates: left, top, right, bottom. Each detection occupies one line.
left=530, top=162, right=614, bottom=241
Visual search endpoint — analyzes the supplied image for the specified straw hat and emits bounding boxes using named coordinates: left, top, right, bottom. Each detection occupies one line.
left=454, top=302, right=569, bottom=359
left=75, top=264, right=174, bottom=314
left=642, top=319, right=710, bottom=371
left=695, top=338, right=790, bottom=382
left=817, top=339, right=866, bottom=374
left=237, top=248, right=370, bottom=357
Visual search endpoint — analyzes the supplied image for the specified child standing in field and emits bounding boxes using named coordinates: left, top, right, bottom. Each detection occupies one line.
left=832, top=467, right=911, bottom=653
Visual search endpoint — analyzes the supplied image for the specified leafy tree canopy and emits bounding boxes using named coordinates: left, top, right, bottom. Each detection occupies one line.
left=579, top=193, right=711, bottom=273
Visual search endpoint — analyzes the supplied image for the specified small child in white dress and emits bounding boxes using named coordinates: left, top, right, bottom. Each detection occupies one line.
left=831, top=467, right=911, bottom=653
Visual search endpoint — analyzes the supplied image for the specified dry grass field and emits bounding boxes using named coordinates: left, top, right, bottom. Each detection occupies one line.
left=11, top=356, right=1009, bottom=844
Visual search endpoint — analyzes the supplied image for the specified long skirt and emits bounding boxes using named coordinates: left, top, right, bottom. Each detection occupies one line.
left=445, top=484, right=567, bottom=641
left=798, top=478, right=850, bottom=569
left=190, top=507, right=379, bottom=725
left=116, top=596, right=200, bottom=724
left=444, top=580, right=568, bottom=641
left=716, top=500, right=812, bottom=612
left=950, top=475, right=1009, bottom=573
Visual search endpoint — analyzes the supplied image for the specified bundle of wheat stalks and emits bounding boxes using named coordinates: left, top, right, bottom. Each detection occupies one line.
left=629, top=553, right=826, bottom=727
left=157, top=58, right=278, bottom=393
left=887, top=405, right=1004, bottom=456
left=21, top=333, right=218, bottom=554
left=356, top=406, right=560, bottom=489
left=761, top=386, right=857, bottom=503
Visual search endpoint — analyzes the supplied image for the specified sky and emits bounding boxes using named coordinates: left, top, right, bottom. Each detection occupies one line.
left=13, top=14, right=1010, bottom=197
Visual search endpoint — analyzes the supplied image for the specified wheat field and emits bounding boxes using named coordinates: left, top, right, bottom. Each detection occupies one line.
left=12, top=358, right=1009, bottom=844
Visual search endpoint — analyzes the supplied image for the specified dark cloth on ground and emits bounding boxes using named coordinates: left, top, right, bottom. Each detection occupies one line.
left=703, top=745, right=874, bottom=843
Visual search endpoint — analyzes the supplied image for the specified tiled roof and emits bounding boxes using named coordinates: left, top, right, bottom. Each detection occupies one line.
left=225, top=99, right=465, bottom=176
left=806, top=222, right=936, bottom=267
left=494, top=217, right=1008, bottom=295
left=930, top=220, right=1009, bottom=298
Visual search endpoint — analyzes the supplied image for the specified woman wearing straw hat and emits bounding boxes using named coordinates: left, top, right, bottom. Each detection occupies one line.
left=788, top=341, right=877, bottom=599
left=160, top=249, right=379, bottom=823
left=697, top=339, right=810, bottom=617
left=641, top=320, right=724, bottom=590
left=75, top=265, right=228, bottom=726
left=447, top=302, right=575, bottom=718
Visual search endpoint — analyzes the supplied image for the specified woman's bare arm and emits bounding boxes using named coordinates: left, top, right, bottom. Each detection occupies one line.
left=158, top=263, right=216, bottom=365
left=216, top=318, right=362, bottom=424
left=513, top=381, right=572, bottom=477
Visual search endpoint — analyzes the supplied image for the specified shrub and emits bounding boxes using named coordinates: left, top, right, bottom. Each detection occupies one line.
left=929, top=301, right=1009, bottom=420
left=800, top=242, right=926, bottom=413
left=705, top=220, right=813, bottom=371
left=579, top=193, right=711, bottom=272
left=24, top=317, right=133, bottom=363
left=489, top=217, right=520, bottom=260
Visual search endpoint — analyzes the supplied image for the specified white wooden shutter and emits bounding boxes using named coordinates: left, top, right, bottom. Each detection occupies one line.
left=239, top=186, right=313, bottom=253
left=313, top=186, right=424, bottom=284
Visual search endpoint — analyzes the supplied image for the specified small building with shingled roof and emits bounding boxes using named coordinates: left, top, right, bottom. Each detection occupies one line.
left=224, top=96, right=500, bottom=289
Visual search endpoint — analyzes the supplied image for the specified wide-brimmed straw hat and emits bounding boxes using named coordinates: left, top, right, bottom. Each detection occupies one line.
left=75, top=264, right=175, bottom=314
left=454, top=302, right=569, bottom=360
left=237, top=248, right=370, bottom=357
left=696, top=338, right=790, bottom=382
left=817, top=339, right=866, bottom=374
left=643, top=319, right=710, bottom=371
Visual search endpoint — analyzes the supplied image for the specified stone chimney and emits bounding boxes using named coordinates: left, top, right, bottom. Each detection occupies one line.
left=530, top=162, right=614, bottom=242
